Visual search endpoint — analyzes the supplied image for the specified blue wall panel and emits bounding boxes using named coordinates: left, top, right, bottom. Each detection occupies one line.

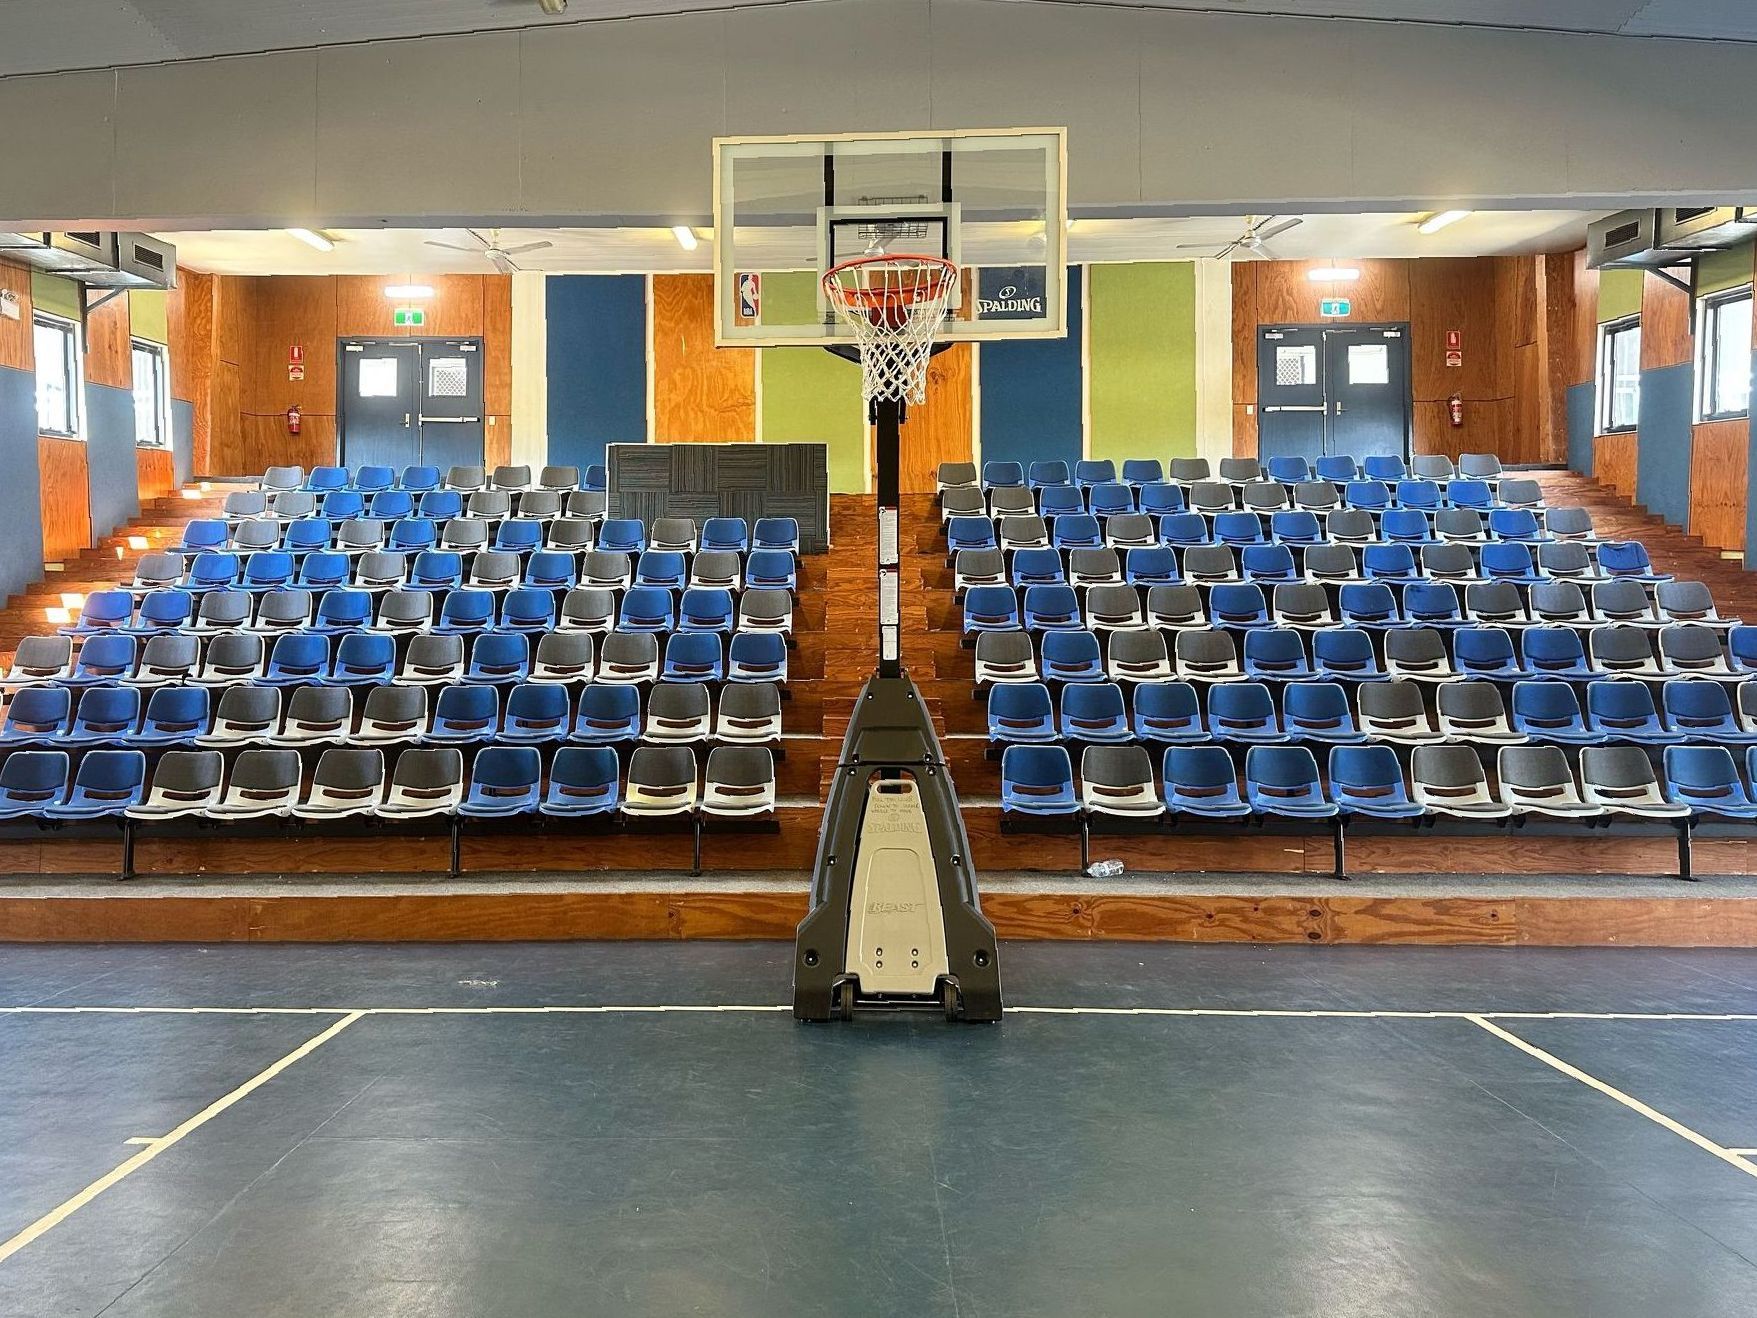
left=85, top=382, right=139, bottom=541
left=977, top=265, right=1084, bottom=472
left=171, top=398, right=195, bottom=488
left=1747, top=351, right=1757, bottom=569
left=1635, top=363, right=1692, bottom=528
left=1565, top=382, right=1594, bottom=477
left=0, top=366, right=46, bottom=606
left=546, top=275, right=647, bottom=471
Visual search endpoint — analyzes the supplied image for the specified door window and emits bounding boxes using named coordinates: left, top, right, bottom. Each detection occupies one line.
left=358, top=357, right=400, bottom=397
left=427, top=357, right=468, bottom=397
left=1275, top=345, right=1317, bottom=387
left=1347, top=343, right=1389, bottom=385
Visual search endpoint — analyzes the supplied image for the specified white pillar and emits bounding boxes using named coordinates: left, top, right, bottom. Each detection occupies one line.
left=510, top=272, right=548, bottom=467
left=1193, top=258, right=1234, bottom=465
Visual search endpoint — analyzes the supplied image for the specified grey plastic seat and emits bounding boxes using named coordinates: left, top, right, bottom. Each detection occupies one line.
left=650, top=517, right=698, bottom=554
left=540, top=465, right=582, bottom=492
left=447, top=465, right=487, bottom=493
left=1104, top=513, right=1157, bottom=550
left=199, top=684, right=282, bottom=746
left=532, top=632, right=595, bottom=683
left=1421, top=543, right=1477, bottom=581
left=467, top=491, right=513, bottom=521
left=937, top=461, right=979, bottom=492
left=250, top=588, right=313, bottom=632
left=355, top=684, right=430, bottom=744
left=1465, top=581, right=1529, bottom=626
left=1272, top=583, right=1334, bottom=628
left=1581, top=746, right=1688, bottom=818
left=441, top=518, right=490, bottom=553
left=1182, top=545, right=1238, bottom=583
left=1291, top=481, right=1340, bottom=515
left=262, top=465, right=305, bottom=494
left=272, top=684, right=355, bottom=745
left=1496, top=745, right=1602, bottom=818
left=1437, top=680, right=1523, bottom=744
left=690, top=550, right=742, bottom=592
left=492, top=465, right=533, bottom=492
left=582, top=551, right=633, bottom=591
left=1534, top=543, right=1593, bottom=582
left=941, top=487, right=985, bottom=521
left=196, top=631, right=265, bottom=685
left=1659, top=623, right=1732, bottom=675
left=1358, top=679, right=1444, bottom=743
left=1591, top=580, right=1657, bottom=625
left=8, top=635, right=73, bottom=684
left=1545, top=507, right=1595, bottom=540
left=560, top=587, right=617, bottom=632
left=566, top=490, right=608, bottom=521
left=1325, top=509, right=1375, bottom=545
left=400, top=633, right=466, bottom=684
left=738, top=589, right=794, bottom=635
left=128, top=750, right=226, bottom=820
left=1189, top=481, right=1235, bottom=515
left=1411, top=454, right=1454, bottom=482
left=1384, top=627, right=1453, bottom=681
left=624, top=745, right=698, bottom=817
left=1303, top=544, right=1358, bottom=583
left=1459, top=453, right=1504, bottom=482
left=1068, top=548, right=1123, bottom=590
left=1529, top=581, right=1589, bottom=625
left=598, top=631, right=660, bottom=685
left=1084, top=585, right=1145, bottom=632
left=999, top=515, right=1049, bottom=553
left=989, top=486, right=1035, bottom=518
left=355, top=551, right=407, bottom=591
left=294, top=748, right=386, bottom=818
left=1145, top=584, right=1205, bottom=629
left=268, top=490, right=317, bottom=521
left=467, top=551, right=520, bottom=590
left=515, top=490, right=563, bottom=521
left=1107, top=629, right=1173, bottom=682
left=231, top=519, right=280, bottom=553
left=375, top=590, right=433, bottom=634
left=127, top=633, right=199, bottom=687
left=1434, top=508, right=1484, bottom=542
left=335, top=517, right=387, bottom=555
left=1242, top=482, right=1290, bottom=514
left=1080, top=744, right=1163, bottom=817
left=1212, top=458, right=1253, bottom=485
left=715, top=682, right=782, bottom=744
left=132, top=551, right=186, bottom=591
left=379, top=747, right=464, bottom=818
left=702, top=746, right=776, bottom=818
left=1590, top=625, right=1664, bottom=677
left=196, top=589, right=254, bottom=632
left=974, top=630, right=1036, bottom=685
left=1410, top=744, right=1511, bottom=817
left=545, top=518, right=595, bottom=554
left=207, top=748, right=303, bottom=818
left=1499, top=478, right=1544, bottom=510
left=646, top=682, right=712, bottom=743
left=1173, top=629, right=1240, bottom=681
left=1657, top=581, right=1731, bottom=627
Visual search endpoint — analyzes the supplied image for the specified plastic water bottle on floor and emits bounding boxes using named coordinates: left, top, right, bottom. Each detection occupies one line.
left=1087, top=859, right=1125, bottom=879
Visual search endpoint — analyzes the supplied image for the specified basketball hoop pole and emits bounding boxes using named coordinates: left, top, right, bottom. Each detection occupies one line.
left=873, top=394, right=904, bottom=680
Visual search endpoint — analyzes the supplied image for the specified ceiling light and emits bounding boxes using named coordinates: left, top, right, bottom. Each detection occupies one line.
left=384, top=284, right=434, bottom=299
left=1307, top=267, right=1361, bottom=282
left=286, top=228, right=335, bottom=252
left=1417, top=210, right=1471, bottom=235
left=671, top=226, right=699, bottom=252
left=538, top=0, right=567, bottom=13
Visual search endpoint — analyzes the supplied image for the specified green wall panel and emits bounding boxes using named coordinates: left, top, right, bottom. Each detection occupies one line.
left=1597, top=267, right=1644, bottom=323
left=1086, top=262, right=1197, bottom=463
left=758, top=271, right=867, bottom=493
left=30, top=271, right=80, bottom=321
left=1697, top=241, right=1755, bottom=297
left=128, top=289, right=168, bottom=345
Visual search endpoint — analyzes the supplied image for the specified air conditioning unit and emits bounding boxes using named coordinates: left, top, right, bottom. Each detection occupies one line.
left=1656, top=206, right=1757, bottom=250
left=0, top=231, right=176, bottom=289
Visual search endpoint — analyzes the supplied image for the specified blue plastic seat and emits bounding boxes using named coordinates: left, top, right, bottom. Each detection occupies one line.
left=999, top=744, right=1078, bottom=816
left=400, top=465, right=441, bottom=493
left=572, top=684, right=642, bottom=744
left=1396, top=480, right=1443, bottom=513
left=1361, top=544, right=1420, bottom=584
left=612, top=586, right=671, bottom=635
left=39, top=749, right=143, bottom=819
left=675, top=588, right=733, bottom=635
left=1480, top=542, right=1542, bottom=585
left=1313, top=630, right=1385, bottom=681
left=497, top=682, right=571, bottom=745
left=1663, top=680, right=1756, bottom=742
left=369, top=490, right=417, bottom=523
left=1730, top=626, right=1757, bottom=675
left=701, top=517, right=749, bottom=554
left=320, top=490, right=365, bottom=521
left=540, top=746, right=622, bottom=817
left=179, top=519, right=229, bottom=554
left=1243, top=628, right=1313, bottom=680
left=662, top=633, right=724, bottom=683
left=422, top=589, right=489, bottom=635
left=1447, top=479, right=1496, bottom=511
left=1380, top=508, right=1435, bottom=546
left=424, top=684, right=500, bottom=744
left=68, top=633, right=138, bottom=686
left=1159, top=513, right=1214, bottom=549
left=491, top=519, right=540, bottom=556
left=1284, top=682, right=1365, bottom=743
left=1121, top=459, right=1163, bottom=487
left=0, top=750, right=71, bottom=818
left=1213, top=510, right=1268, bottom=547
left=741, top=517, right=797, bottom=556
left=67, top=686, right=143, bottom=746
left=459, top=746, right=542, bottom=817
left=1338, top=583, right=1402, bottom=627
left=1596, top=540, right=1670, bottom=583
left=1510, top=680, right=1596, bottom=743
left=984, top=460, right=1027, bottom=489
left=519, top=551, right=575, bottom=592
left=1344, top=480, right=1392, bottom=513
left=305, top=466, right=349, bottom=494
left=1131, top=681, right=1206, bottom=743
left=727, top=631, right=788, bottom=684
left=1584, top=680, right=1671, bottom=743
left=1073, top=459, right=1115, bottom=489
left=264, top=632, right=331, bottom=684
left=135, top=686, right=211, bottom=746
left=240, top=551, right=294, bottom=592
left=1522, top=627, right=1595, bottom=679
left=385, top=517, right=435, bottom=555
left=1163, top=746, right=1251, bottom=818
left=281, top=518, right=335, bottom=555
left=595, top=519, right=646, bottom=555
left=466, top=632, right=531, bottom=683
left=1240, top=545, right=1298, bottom=583
left=495, top=588, right=554, bottom=634
left=1089, top=482, right=1135, bottom=519
left=1453, top=627, right=1527, bottom=679
left=329, top=632, right=395, bottom=685
left=1039, top=486, right=1084, bottom=519
left=1663, top=746, right=1757, bottom=818
left=1315, top=456, right=1359, bottom=484
left=988, top=682, right=1056, bottom=744
left=946, top=516, right=998, bottom=555
left=1040, top=629, right=1104, bottom=682
left=1208, top=584, right=1270, bottom=629
left=583, top=464, right=608, bottom=493
left=1058, top=682, right=1130, bottom=743
left=1245, top=745, right=1337, bottom=818
left=128, top=589, right=194, bottom=634
left=1125, top=547, right=1179, bottom=587
left=1022, top=584, right=1082, bottom=632
left=295, top=551, right=349, bottom=590
left=1207, top=681, right=1286, bottom=743
left=404, top=551, right=461, bottom=593
left=313, top=588, right=371, bottom=633
left=1269, top=510, right=1323, bottom=547
left=963, top=585, right=1020, bottom=637
left=1265, top=456, right=1311, bottom=485
left=1328, top=745, right=1424, bottom=818
left=419, top=490, right=464, bottom=521
left=744, top=550, right=797, bottom=592
left=1027, top=460, right=1072, bottom=489
left=64, top=590, right=134, bottom=635
left=1402, top=582, right=1464, bottom=627
left=350, top=465, right=394, bottom=494
left=1139, top=483, right=1185, bottom=518
left=1051, top=514, right=1102, bottom=551
left=1489, top=508, right=1549, bottom=543
left=1010, top=548, right=1065, bottom=588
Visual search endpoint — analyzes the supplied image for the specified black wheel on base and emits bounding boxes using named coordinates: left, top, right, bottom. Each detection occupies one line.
left=836, top=980, right=857, bottom=1021
left=940, top=978, right=960, bottom=1022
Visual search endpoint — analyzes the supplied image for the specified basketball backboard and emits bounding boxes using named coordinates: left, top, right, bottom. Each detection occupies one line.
left=713, top=127, right=1067, bottom=346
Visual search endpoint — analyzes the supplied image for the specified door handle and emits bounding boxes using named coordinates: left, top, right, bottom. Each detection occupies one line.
left=1263, top=405, right=1325, bottom=414
left=418, top=416, right=482, bottom=424
left=1335, top=403, right=1346, bottom=415
left=403, top=413, right=411, bottom=427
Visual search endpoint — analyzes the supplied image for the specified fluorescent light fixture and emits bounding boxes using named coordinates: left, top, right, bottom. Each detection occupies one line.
left=671, top=225, right=699, bottom=251
left=1417, top=210, right=1471, bottom=235
left=286, top=228, right=335, bottom=252
left=1307, top=267, right=1361, bottom=282
left=383, top=284, right=434, bottom=299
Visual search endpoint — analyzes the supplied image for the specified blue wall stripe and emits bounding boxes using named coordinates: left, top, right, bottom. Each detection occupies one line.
left=1635, top=363, right=1693, bottom=528
left=1565, top=382, right=1594, bottom=477
left=1746, top=351, right=1757, bottom=569
left=977, top=265, right=1084, bottom=472
left=0, top=366, right=46, bottom=606
left=546, top=274, right=648, bottom=471
left=85, top=382, right=139, bottom=542
left=171, top=398, right=195, bottom=488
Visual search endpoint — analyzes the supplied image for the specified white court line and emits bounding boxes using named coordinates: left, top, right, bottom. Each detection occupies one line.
left=1467, top=1015, right=1757, bottom=1182
left=0, top=1011, right=365, bottom=1268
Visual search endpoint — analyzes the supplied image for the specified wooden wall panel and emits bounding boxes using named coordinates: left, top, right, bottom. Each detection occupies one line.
left=246, top=276, right=337, bottom=416
left=171, top=269, right=214, bottom=472
left=651, top=273, right=755, bottom=443
left=1640, top=269, right=1693, bottom=370
left=1409, top=258, right=1503, bottom=404
left=1230, top=263, right=1257, bottom=403
left=136, top=446, right=175, bottom=502
left=84, top=293, right=131, bottom=390
left=0, top=258, right=32, bottom=371
left=1595, top=431, right=1638, bottom=499
left=235, top=413, right=338, bottom=476
left=37, top=437, right=91, bottom=561
left=418, top=274, right=486, bottom=339
left=214, top=276, right=252, bottom=370
left=209, top=359, right=244, bottom=475
left=486, top=416, right=512, bottom=469
left=1413, top=398, right=1507, bottom=461
left=1232, top=404, right=1257, bottom=457
left=335, top=276, right=400, bottom=339
left=1689, top=418, right=1748, bottom=553
left=1570, top=248, right=1600, bottom=387
left=1253, top=259, right=1410, bottom=324
left=484, top=276, right=513, bottom=416
left=897, top=342, right=973, bottom=494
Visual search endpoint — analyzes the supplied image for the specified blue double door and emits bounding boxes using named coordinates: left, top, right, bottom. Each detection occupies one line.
left=338, top=337, right=485, bottom=473
left=1256, top=324, right=1411, bottom=468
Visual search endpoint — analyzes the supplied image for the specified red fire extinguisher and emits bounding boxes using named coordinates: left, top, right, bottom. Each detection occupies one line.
left=1448, top=394, right=1464, bottom=428
left=286, top=404, right=302, bottom=435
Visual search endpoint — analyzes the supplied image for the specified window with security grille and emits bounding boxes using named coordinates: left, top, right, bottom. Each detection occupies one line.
left=1275, top=345, right=1317, bottom=387
left=428, top=358, right=467, bottom=398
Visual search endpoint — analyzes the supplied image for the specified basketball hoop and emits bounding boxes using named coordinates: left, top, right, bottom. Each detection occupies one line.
left=822, top=254, right=958, bottom=406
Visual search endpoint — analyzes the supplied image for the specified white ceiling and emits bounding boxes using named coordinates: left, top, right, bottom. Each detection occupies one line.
left=161, top=211, right=1598, bottom=276
left=1, top=0, right=1753, bottom=78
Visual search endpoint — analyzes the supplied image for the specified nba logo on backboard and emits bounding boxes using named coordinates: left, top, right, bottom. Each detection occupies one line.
left=738, top=273, right=760, bottom=321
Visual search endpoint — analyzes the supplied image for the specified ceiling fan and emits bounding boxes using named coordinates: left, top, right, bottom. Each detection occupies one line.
left=1177, top=215, right=1303, bottom=260
left=423, top=228, right=554, bottom=273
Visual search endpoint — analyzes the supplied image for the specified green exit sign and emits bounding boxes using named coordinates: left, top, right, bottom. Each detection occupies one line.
left=1319, top=298, right=1352, bottom=318
left=393, top=306, right=426, bottom=327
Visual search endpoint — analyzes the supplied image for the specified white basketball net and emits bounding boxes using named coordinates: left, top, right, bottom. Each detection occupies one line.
left=822, top=256, right=958, bottom=406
